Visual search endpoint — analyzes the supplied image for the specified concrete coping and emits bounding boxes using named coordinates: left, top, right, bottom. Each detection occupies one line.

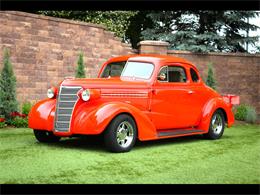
left=137, top=40, right=170, bottom=47
left=168, top=49, right=260, bottom=58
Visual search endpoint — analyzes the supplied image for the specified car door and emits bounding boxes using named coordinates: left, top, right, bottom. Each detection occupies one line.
left=149, top=64, right=199, bottom=130
left=187, top=67, right=213, bottom=125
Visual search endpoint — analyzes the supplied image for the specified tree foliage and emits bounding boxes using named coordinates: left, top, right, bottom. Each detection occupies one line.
left=0, top=49, right=18, bottom=122
left=142, top=11, right=259, bottom=53
left=125, top=11, right=155, bottom=48
left=206, top=63, right=216, bottom=90
left=75, top=52, right=86, bottom=78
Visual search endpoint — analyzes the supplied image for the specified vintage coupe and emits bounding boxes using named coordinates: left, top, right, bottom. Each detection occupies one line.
left=29, top=54, right=237, bottom=152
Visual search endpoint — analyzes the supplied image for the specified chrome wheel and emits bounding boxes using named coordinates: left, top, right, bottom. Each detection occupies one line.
left=211, top=113, right=223, bottom=135
left=116, top=121, right=134, bottom=148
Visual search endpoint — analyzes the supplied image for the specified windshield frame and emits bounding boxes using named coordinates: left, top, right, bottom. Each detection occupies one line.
left=120, top=60, right=155, bottom=81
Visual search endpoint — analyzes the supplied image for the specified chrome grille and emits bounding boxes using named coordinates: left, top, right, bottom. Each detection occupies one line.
left=54, top=86, right=81, bottom=132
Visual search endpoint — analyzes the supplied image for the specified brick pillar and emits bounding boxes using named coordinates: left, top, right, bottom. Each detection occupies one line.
left=137, top=40, right=169, bottom=55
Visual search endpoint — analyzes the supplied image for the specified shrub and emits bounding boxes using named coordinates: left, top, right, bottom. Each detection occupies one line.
left=206, top=62, right=216, bottom=90
left=0, top=49, right=18, bottom=123
left=22, top=102, right=32, bottom=115
left=75, top=52, right=86, bottom=78
left=10, top=116, right=28, bottom=128
left=245, top=106, right=257, bottom=124
left=0, top=121, right=6, bottom=128
left=235, top=104, right=248, bottom=121
left=235, top=104, right=257, bottom=124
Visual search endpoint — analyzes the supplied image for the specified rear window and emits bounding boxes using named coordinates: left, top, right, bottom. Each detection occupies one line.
left=190, top=68, right=199, bottom=82
left=100, top=61, right=126, bottom=78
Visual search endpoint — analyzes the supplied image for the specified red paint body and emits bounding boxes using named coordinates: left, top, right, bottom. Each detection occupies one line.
left=29, top=54, right=236, bottom=141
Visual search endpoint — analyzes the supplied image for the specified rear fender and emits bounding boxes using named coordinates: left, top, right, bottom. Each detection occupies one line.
left=28, top=99, right=56, bottom=131
left=197, top=97, right=235, bottom=132
left=73, top=101, right=157, bottom=141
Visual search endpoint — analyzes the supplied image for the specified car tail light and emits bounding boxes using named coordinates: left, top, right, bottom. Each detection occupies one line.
left=222, top=94, right=240, bottom=105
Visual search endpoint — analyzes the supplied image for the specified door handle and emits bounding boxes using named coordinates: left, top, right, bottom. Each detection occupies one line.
left=188, top=90, right=194, bottom=94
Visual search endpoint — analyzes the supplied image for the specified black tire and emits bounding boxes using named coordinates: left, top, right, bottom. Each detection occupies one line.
left=205, top=110, right=225, bottom=139
left=34, top=130, right=61, bottom=143
left=104, top=114, right=137, bottom=153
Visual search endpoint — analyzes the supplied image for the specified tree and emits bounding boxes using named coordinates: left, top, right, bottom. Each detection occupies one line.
left=125, top=11, right=155, bottom=48
left=206, top=63, right=216, bottom=90
left=221, top=11, right=259, bottom=52
left=75, top=52, right=86, bottom=78
left=141, top=11, right=260, bottom=53
left=0, top=49, right=18, bottom=122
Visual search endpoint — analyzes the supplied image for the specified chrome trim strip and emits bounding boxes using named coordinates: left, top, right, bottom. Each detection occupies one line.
left=101, top=93, right=149, bottom=97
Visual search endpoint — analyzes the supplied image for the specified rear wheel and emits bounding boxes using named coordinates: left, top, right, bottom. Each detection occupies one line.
left=34, top=130, right=61, bottom=143
left=205, top=110, right=225, bottom=139
left=104, top=114, right=137, bottom=153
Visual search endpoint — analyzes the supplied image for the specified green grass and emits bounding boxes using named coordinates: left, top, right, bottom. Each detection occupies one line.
left=0, top=124, right=259, bottom=184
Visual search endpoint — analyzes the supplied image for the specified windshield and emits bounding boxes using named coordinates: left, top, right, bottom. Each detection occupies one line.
left=121, top=61, right=154, bottom=80
left=100, top=61, right=126, bottom=78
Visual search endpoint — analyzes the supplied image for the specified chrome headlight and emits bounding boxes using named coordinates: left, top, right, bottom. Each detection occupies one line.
left=81, top=89, right=90, bottom=101
left=47, top=88, right=55, bottom=99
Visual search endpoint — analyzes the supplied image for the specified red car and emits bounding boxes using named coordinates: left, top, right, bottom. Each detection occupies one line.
left=28, top=54, right=238, bottom=152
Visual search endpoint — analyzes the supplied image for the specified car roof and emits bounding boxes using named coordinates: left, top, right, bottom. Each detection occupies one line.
left=107, top=54, right=197, bottom=69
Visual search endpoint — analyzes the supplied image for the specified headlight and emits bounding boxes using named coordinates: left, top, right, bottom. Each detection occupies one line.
left=81, top=89, right=90, bottom=101
left=47, top=88, right=56, bottom=99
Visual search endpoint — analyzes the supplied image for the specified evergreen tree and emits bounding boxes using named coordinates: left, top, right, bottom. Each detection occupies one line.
left=221, top=11, right=259, bottom=52
left=142, top=11, right=259, bottom=53
left=0, top=49, right=18, bottom=122
left=206, top=63, right=216, bottom=90
left=75, top=52, right=86, bottom=78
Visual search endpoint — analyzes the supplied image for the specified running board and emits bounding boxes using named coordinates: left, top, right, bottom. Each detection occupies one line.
left=158, top=129, right=205, bottom=137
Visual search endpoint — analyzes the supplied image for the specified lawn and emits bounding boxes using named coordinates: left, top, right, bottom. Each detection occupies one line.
left=0, top=123, right=259, bottom=184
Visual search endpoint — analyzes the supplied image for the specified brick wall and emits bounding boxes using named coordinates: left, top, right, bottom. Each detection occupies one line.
left=0, top=11, right=134, bottom=104
left=0, top=12, right=259, bottom=115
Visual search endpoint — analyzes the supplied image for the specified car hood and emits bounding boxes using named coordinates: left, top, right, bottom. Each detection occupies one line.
left=60, top=77, right=150, bottom=89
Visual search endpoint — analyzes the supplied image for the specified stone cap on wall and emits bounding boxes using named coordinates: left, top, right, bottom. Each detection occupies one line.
left=138, top=40, right=169, bottom=55
left=168, top=49, right=260, bottom=58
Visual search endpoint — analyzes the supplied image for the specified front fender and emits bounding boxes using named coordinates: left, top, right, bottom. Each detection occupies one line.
left=28, top=98, right=56, bottom=131
left=72, top=101, right=157, bottom=141
left=197, top=97, right=235, bottom=131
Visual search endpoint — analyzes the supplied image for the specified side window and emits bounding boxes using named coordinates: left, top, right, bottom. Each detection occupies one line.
left=158, top=66, right=187, bottom=83
left=100, top=61, right=126, bottom=78
left=157, top=66, right=168, bottom=82
left=168, top=66, right=187, bottom=82
left=190, top=68, right=199, bottom=82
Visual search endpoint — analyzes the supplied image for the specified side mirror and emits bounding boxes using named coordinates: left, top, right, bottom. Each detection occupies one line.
left=157, top=73, right=167, bottom=81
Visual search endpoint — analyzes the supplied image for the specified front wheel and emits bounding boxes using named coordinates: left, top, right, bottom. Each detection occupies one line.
left=34, top=130, right=61, bottom=143
left=104, top=114, right=137, bottom=153
left=205, top=110, right=225, bottom=139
